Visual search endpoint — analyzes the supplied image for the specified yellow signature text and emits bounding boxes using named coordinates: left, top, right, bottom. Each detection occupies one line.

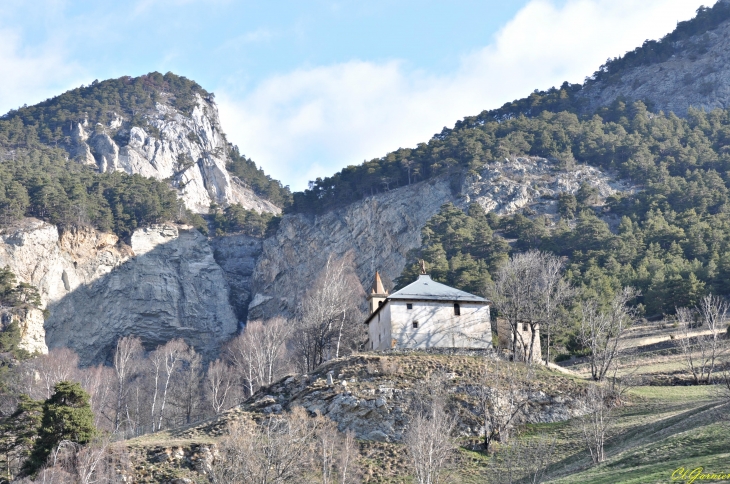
left=672, top=467, right=730, bottom=483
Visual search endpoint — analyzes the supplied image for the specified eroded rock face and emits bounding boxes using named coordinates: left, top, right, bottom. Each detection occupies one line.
left=248, top=178, right=455, bottom=319
left=249, top=158, right=633, bottom=320
left=0, top=219, right=238, bottom=364
left=0, top=308, right=48, bottom=354
left=210, top=234, right=263, bottom=323
left=241, top=354, right=587, bottom=443
left=463, top=156, right=635, bottom=216
left=69, top=94, right=279, bottom=214
left=578, top=16, right=730, bottom=116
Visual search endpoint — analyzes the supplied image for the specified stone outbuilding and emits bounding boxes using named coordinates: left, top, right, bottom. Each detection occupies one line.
left=495, top=317, right=541, bottom=362
left=364, top=271, right=492, bottom=351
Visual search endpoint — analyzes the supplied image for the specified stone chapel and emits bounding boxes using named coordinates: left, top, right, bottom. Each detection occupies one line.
left=364, top=270, right=492, bottom=351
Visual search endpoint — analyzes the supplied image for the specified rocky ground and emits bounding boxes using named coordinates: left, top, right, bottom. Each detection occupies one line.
left=122, top=352, right=589, bottom=483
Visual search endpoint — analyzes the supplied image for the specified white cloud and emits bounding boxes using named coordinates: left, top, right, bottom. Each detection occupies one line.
left=0, top=28, right=84, bottom=115
left=218, top=0, right=709, bottom=190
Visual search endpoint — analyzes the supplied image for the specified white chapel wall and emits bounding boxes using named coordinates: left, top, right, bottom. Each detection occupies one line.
left=388, top=300, right=491, bottom=349
left=368, top=303, right=392, bottom=351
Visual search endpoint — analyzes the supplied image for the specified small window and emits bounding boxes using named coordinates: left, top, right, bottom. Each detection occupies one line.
left=407, top=303, right=413, bottom=310
left=412, top=321, right=419, bottom=329
left=371, top=341, right=373, bottom=349
left=454, top=303, right=461, bottom=316
left=379, top=334, right=381, bottom=342
left=523, top=323, right=529, bottom=332
left=378, top=300, right=383, bottom=307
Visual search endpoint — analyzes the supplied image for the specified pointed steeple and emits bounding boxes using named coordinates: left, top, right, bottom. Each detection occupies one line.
left=367, top=271, right=388, bottom=315
left=371, top=271, right=388, bottom=296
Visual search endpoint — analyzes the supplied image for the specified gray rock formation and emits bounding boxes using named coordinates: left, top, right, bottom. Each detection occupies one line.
left=249, top=157, right=633, bottom=320
left=578, top=16, right=730, bottom=116
left=69, top=94, right=279, bottom=214
left=0, top=156, right=631, bottom=363
left=0, top=219, right=239, bottom=364
left=248, top=178, right=455, bottom=319
left=0, top=308, right=47, bottom=354
left=210, top=234, right=263, bottom=322
left=242, top=355, right=587, bottom=443
left=464, top=156, right=635, bottom=215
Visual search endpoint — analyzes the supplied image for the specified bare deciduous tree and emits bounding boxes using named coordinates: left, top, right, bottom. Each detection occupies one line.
left=112, top=335, right=142, bottom=433
left=224, top=317, right=291, bottom=399
left=170, top=345, right=203, bottom=426
left=20, top=349, right=79, bottom=400
left=246, top=318, right=291, bottom=389
left=491, top=252, right=541, bottom=361
left=579, top=287, right=639, bottom=381
left=206, top=359, right=236, bottom=415
left=313, top=416, right=360, bottom=484
left=538, top=255, right=572, bottom=365
left=210, top=407, right=358, bottom=484
left=578, top=382, right=614, bottom=464
left=606, top=360, right=642, bottom=406
left=292, top=253, right=364, bottom=372
left=78, top=364, right=115, bottom=432
left=19, top=438, right=130, bottom=484
left=223, top=332, right=258, bottom=399
left=404, top=373, right=456, bottom=484
left=676, top=295, right=728, bottom=384
left=148, top=339, right=188, bottom=431
left=475, top=358, right=531, bottom=452
left=490, top=251, right=572, bottom=365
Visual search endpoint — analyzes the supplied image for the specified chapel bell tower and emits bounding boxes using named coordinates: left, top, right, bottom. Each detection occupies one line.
left=367, top=271, right=389, bottom=314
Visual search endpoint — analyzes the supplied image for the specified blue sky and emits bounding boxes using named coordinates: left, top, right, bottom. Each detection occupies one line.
left=0, top=0, right=710, bottom=190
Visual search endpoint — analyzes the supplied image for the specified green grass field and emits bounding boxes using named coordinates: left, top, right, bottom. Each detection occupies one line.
left=537, top=386, right=730, bottom=483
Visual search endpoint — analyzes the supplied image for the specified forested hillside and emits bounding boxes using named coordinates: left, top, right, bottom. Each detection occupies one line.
left=0, top=72, right=290, bottom=238
left=290, top=3, right=730, bottom=215
left=0, top=145, right=204, bottom=239
left=285, top=3, right=730, bottom=319
left=397, top=101, right=730, bottom=316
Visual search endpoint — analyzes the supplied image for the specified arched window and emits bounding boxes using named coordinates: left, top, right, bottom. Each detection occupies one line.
left=454, top=303, right=461, bottom=316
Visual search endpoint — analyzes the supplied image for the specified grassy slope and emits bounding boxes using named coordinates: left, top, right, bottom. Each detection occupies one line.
left=541, top=386, right=728, bottom=484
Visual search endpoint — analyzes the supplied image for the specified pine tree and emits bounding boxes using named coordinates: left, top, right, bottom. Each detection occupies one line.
left=24, top=381, right=96, bottom=475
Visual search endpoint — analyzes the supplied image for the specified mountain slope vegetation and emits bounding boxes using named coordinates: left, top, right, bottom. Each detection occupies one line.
left=399, top=102, right=730, bottom=316
left=0, top=72, right=290, bottom=238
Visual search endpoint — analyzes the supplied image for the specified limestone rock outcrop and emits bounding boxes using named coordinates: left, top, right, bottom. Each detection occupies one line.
left=248, top=178, right=455, bottom=319
left=578, top=15, right=730, bottom=116
left=0, top=308, right=48, bottom=354
left=239, top=354, right=587, bottom=442
left=69, top=94, right=279, bottom=214
left=0, top=219, right=238, bottom=364
left=210, top=235, right=263, bottom=322
left=249, top=157, right=633, bottom=320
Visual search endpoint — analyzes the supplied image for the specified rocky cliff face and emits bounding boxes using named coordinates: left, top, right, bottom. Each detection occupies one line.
left=249, top=157, right=633, bottom=320
left=0, top=157, right=631, bottom=363
left=0, top=219, right=241, bottom=364
left=578, top=16, right=730, bottom=116
left=0, top=308, right=47, bottom=354
left=69, top=93, right=279, bottom=214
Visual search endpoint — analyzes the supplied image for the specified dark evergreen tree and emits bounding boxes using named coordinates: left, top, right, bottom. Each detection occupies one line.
left=24, top=381, right=95, bottom=475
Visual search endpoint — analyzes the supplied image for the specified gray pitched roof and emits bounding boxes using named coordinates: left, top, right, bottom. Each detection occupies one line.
left=389, top=275, right=488, bottom=303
